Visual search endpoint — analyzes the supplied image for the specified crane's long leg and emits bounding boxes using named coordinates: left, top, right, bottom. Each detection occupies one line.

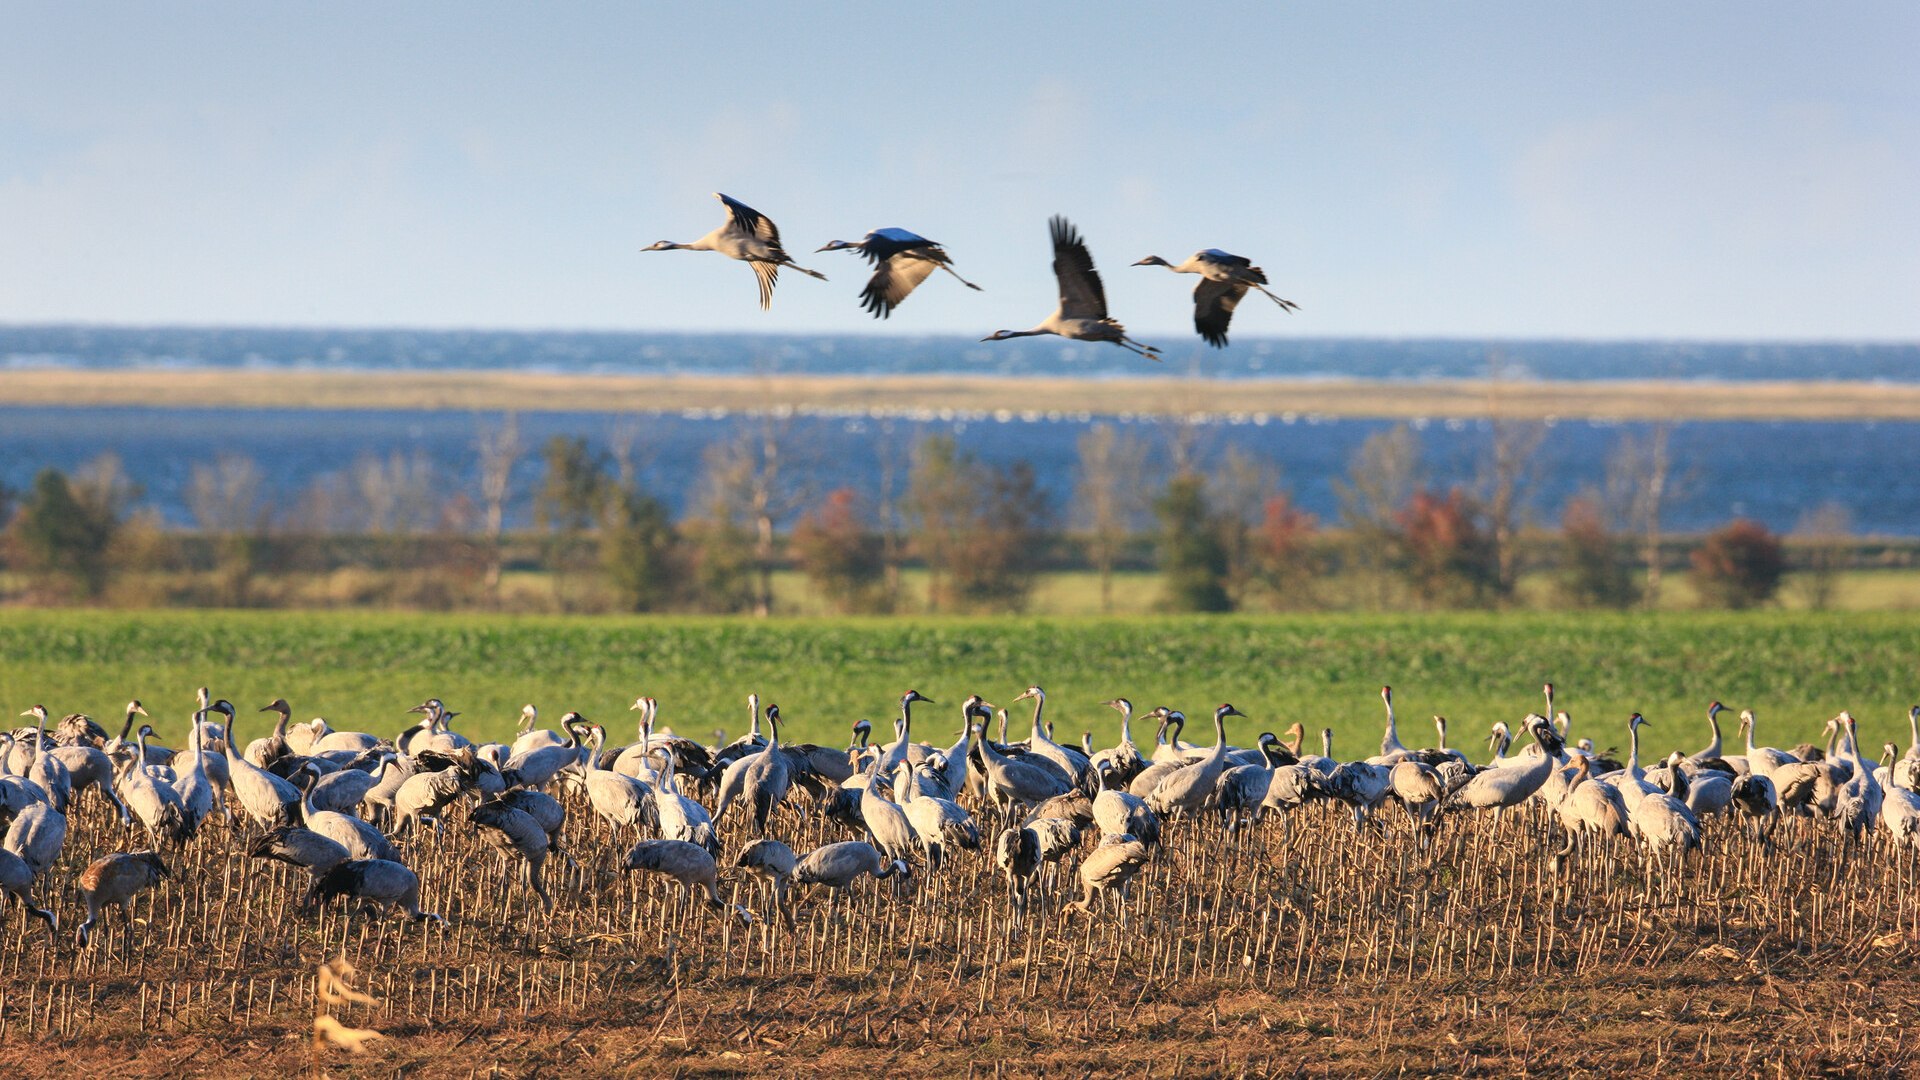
left=779, top=259, right=828, bottom=281
left=1252, top=284, right=1300, bottom=311
left=939, top=265, right=984, bottom=291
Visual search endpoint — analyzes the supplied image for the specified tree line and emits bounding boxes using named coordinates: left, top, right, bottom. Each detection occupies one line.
left=0, top=412, right=1871, bottom=614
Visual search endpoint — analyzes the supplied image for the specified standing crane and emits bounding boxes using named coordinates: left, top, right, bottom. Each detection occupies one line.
left=734, top=838, right=798, bottom=926
left=738, top=703, right=793, bottom=836
left=17, top=707, right=72, bottom=814
left=643, top=193, right=827, bottom=310
left=816, top=228, right=982, bottom=317
left=471, top=795, right=554, bottom=914
left=75, top=851, right=169, bottom=946
left=1063, top=833, right=1153, bottom=924
left=311, top=859, right=442, bottom=924
left=216, top=700, right=302, bottom=829
left=1132, top=249, right=1298, bottom=347
left=1088, top=698, right=1148, bottom=785
left=981, top=216, right=1161, bottom=360
left=0, top=845, right=56, bottom=938
left=1146, top=704, right=1246, bottom=818
left=116, top=724, right=189, bottom=848
left=624, top=839, right=753, bottom=923
left=4, top=800, right=67, bottom=879
left=791, top=840, right=908, bottom=900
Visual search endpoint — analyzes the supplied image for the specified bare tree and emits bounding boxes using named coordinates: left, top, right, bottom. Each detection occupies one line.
left=905, top=433, right=969, bottom=612
left=1605, top=425, right=1674, bottom=609
left=1072, top=423, right=1149, bottom=613
left=474, top=412, right=521, bottom=607
left=697, top=409, right=810, bottom=616
left=188, top=452, right=266, bottom=605
left=1212, top=445, right=1280, bottom=609
left=1333, top=424, right=1423, bottom=607
left=1479, top=358, right=1547, bottom=596
left=1791, top=502, right=1853, bottom=611
left=187, top=453, right=265, bottom=535
left=874, top=418, right=907, bottom=611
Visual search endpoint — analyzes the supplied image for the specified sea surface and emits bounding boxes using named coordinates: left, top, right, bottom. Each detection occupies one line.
left=5, top=324, right=1919, bottom=382
left=1, top=326, right=1915, bottom=535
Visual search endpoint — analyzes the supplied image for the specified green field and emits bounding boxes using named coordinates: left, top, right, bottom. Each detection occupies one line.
left=2, top=608, right=1916, bottom=761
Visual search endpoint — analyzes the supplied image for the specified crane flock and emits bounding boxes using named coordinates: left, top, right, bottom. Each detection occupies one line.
left=642, top=192, right=1298, bottom=350
left=4, top=681, right=1919, bottom=954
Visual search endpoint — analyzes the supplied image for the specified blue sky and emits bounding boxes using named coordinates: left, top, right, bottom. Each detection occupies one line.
left=2, top=3, right=1915, bottom=341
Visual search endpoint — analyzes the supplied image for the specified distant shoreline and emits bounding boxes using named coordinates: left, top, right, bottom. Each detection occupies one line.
left=3, top=367, right=1918, bottom=421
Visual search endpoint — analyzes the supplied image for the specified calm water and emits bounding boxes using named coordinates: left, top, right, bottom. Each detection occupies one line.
left=2, top=405, right=1915, bottom=536
left=4, top=324, right=1919, bottom=382
left=3, top=326, right=1914, bottom=534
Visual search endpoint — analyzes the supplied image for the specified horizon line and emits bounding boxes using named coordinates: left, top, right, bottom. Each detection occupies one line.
left=3, top=319, right=1917, bottom=350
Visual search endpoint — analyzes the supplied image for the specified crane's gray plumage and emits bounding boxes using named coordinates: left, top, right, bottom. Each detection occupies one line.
left=249, top=824, right=351, bottom=876
left=0, top=846, right=55, bottom=937
left=735, top=837, right=798, bottom=921
left=791, top=840, right=907, bottom=893
left=623, top=838, right=752, bottom=923
left=982, top=216, right=1160, bottom=361
left=4, top=801, right=67, bottom=879
left=312, top=858, right=440, bottom=923
left=1065, top=832, right=1153, bottom=923
left=644, top=193, right=827, bottom=310
left=817, top=228, right=982, bottom=318
left=471, top=797, right=554, bottom=913
left=1134, top=248, right=1298, bottom=348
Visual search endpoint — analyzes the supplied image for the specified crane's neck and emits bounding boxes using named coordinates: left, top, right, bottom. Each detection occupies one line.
left=1118, top=704, right=1133, bottom=745
left=1028, top=694, right=1046, bottom=740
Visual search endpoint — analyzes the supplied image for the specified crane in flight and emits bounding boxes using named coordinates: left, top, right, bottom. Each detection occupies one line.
left=816, top=228, right=982, bottom=318
left=643, top=193, right=827, bottom=310
left=982, top=216, right=1160, bottom=361
left=1133, top=249, right=1298, bottom=347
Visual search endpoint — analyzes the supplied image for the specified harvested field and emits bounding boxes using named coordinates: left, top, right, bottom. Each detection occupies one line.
left=2, top=753, right=1916, bottom=1075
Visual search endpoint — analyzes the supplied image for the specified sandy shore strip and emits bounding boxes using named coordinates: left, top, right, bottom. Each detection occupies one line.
left=2, top=368, right=1917, bottom=421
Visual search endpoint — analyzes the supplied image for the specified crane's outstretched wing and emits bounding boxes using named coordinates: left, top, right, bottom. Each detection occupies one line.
left=861, top=252, right=943, bottom=318
left=1197, top=248, right=1256, bottom=273
left=717, top=193, right=783, bottom=247
left=1193, top=279, right=1248, bottom=348
left=1049, top=216, right=1108, bottom=320
left=750, top=260, right=780, bottom=310
left=859, top=228, right=931, bottom=266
